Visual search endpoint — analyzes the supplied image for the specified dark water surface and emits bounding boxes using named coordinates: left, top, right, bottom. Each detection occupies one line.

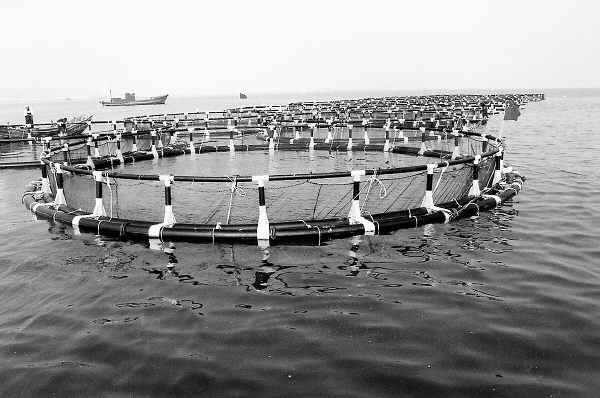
left=1, top=90, right=599, bottom=397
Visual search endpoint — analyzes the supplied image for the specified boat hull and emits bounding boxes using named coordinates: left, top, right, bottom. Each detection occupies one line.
left=100, top=94, right=168, bottom=106
left=1, top=116, right=92, bottom=138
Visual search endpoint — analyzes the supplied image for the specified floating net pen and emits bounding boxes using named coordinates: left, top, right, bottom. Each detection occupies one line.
left=21, top=95, right=530, bottom=246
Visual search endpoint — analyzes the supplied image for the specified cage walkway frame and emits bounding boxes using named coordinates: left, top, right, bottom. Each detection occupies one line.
left=20, top=94, right=531, bottom=246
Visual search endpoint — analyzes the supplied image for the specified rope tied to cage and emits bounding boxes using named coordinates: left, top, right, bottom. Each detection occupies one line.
left=225, top=175, right=246, bottom=224
left=99, top=171, right=115, bottom=218
left=361, top=169, right=388, bottom=212
left=432, top=161, right=449, bottom=195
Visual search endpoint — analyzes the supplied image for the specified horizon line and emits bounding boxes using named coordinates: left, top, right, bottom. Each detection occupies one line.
left=0, top=87, right=597, bottom=102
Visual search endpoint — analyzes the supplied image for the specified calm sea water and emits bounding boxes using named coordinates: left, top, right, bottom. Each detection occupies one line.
left=1, top=90, right=599, bottom=397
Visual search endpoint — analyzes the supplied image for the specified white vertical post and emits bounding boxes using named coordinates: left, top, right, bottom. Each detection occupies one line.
left=229, top=125, right=235, bottom=153
left=40, top=159, right=51, bottom=194
left=268, top=126, right=275, bottom=152
left=451, top=129, right=461, bottom=160
left=347, top=170, right=375, bottom=235
left=54, top=163, right=67, bottom=206
left=347, top=124, right=353, bottom=151
left=420, top=164, right=437, bottom=211
left=150, top=130, right=159, bottom=158
left=170, top=120, right=179, bottom=144
left=492, top=147, right=503, bottom=186
left=253, top=175, right=270, bottom=243
left=362, top=119, right=370, bottom=145
left=418, top=127, right=427, bottom=155
left=86, top=136, right=94, bottom=168
left=383, top=123, right=390, bottom=152
left=115, top=133, right=124, bottom=163
left=159, top=175, right=176, bottom=225
left=188, top=127, right=195, bottom=154
left=92, top=171, right=107, bottom=217
left=131, top=128, right=139, bottom=152
left=468, top=155, right=481, bottom=196
left=325, top=125, right=333, bottom=143
left=309, top=123, right=315, bottom=150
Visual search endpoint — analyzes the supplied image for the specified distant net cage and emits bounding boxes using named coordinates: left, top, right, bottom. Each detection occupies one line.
left=21, top=94, right=534, bottom=245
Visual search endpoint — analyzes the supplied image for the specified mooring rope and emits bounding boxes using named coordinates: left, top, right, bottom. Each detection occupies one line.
left=101, top=171, right=115, bottom=218
left=299, top=219, right=321, bottom=246
left=361, top=169, right=388, bottom=213
left=225, top=175, right=246, bottom=224
left=432, top=161, right=449, bottom=194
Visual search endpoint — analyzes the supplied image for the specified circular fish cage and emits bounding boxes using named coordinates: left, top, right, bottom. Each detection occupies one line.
left=21, top=94, right=534, bottom=246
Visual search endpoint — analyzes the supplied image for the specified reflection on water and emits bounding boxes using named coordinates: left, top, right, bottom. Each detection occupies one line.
left=38, top=196, right=523, bottom=305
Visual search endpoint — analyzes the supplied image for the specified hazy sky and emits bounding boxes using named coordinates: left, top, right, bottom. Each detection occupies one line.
left=1, top=0, right=598, bottom=99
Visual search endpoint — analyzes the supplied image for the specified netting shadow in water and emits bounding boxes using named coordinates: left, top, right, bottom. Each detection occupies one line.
left=21, top=94, right=530, bottom=246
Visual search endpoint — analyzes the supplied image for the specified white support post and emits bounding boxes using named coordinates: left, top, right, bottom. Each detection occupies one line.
left=159, top=175, right=176, bottom=225
left=420, top=164, right=437, bottom=211
left=150, top=130, right=159, bottom=158
left=92, top=171, right=107, bottom=217
left=131, top=128, right=139, bottom=152
left=418, top=127, right=427, bottom=155
left=229, top=125, right=235, bottom=153
left=42, top=136, right=52, bottom=156
left=451, top=129, right=461, bottom=160
left=115, top=133, right=125, bottom=163
left=492, top=147, right=503, bottom=186
left=54, top=163, right=67, bottom=206
left=92, top=133, right=100, bottom=158
left=347, top=124, right=353, bottom=151
left=362, top=119, right=370, bottom=146
left=325, top=126, right=333, bottom=143
left=468, top=155, right=481, bottom=197
left=383, top=124, right=391, bottom=152
left=40, top=158, right=51, bottom=194
left=188, top=127, right=195, bottom=154
left=86, top=136, right=94, bottom=168
left=252, top=175, right=270, bottom=243
left=309, top=123, right=315, bottom=151
left=347, top=170, right=375, bottom=235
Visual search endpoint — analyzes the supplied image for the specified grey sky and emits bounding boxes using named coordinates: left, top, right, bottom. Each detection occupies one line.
left=1, top=0, right=598, bottom=100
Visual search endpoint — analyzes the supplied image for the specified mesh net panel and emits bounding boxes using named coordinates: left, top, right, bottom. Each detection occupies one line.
left=53, top=139, right=496, bottom=225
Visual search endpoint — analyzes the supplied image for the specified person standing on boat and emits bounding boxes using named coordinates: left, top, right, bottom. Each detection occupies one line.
left=24, top=106, right=34, bottom=127
left=57, top=117, right=67, bottom=135
left=480, top=101, right=488, bottom=118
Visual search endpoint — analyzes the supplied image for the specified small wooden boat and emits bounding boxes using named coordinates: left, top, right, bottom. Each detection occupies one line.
left=100, top=93, right=168, bottom=106
left=1, top=115, right=92, bottom=139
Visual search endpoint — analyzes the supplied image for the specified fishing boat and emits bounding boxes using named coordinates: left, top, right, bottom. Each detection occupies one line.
left=100, top=92, right=168, bottom=106
left=1, top=115, right=92, bottom=139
